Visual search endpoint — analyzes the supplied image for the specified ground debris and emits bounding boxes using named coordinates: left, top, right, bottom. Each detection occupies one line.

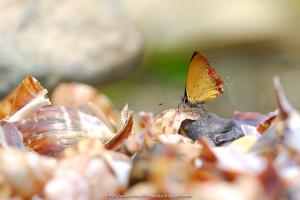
left=0, top=76, right=300, bottom=200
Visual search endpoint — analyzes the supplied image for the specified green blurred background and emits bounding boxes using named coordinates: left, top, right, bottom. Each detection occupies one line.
left=101, top=0, right=300, bottom=117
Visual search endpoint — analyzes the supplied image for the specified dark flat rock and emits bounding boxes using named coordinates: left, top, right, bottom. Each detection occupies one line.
left=180, top=110, right=244, bottom=145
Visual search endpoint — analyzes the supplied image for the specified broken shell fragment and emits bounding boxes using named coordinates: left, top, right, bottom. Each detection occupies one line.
left=0, top=76, right=51, bottom=123
left=15, top=105, right=114, bottom=156
left=0, top=122, right=25, bottom=150
left=155, top=108, right=199, bottom=134
left=51, top=82, right=120, bottom=129
left=0, top=76, right=45, bottom=120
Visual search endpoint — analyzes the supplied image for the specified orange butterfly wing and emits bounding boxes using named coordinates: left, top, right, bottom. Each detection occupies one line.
left=185, top=52, right=223, bottom=105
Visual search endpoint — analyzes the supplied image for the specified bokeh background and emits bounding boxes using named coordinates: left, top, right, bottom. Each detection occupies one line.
left=1, top=0, right=300, bottom=117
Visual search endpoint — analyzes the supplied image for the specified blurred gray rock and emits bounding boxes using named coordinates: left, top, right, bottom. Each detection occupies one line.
left=0, top=0, right=143, bottom=96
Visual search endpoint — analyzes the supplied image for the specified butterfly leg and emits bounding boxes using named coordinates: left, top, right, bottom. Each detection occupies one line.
left=197, top=104, right=210, bottom=118
left=177, top=101, right=183, bottom=111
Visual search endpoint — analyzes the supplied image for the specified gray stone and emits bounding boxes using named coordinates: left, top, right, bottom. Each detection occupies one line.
left=180, top=110, right=244, bottom=145
left=0, top=0, right=143, bottom=96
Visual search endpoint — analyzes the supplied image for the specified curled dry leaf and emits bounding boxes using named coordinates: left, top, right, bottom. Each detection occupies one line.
left=273, top=77, right=300, bottom=154
left=51, top=82, right=120, bottom=129
left=155, top=108, right=199, bottom=134
left=0, top=148, right=56, bottom=199
left=104, top=104, right=133, bottom=151
left=119, top=112, right=154, bottom=156
left=257, top=114, right=277, bottom=134
left=251, top=77, right=300, bottom=157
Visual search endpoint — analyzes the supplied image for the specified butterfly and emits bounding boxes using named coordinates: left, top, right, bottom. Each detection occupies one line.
left=182, top=52, right=224, bottom=107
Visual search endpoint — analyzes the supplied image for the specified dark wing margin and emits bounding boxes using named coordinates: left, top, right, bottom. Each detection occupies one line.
left=190, top=51, right=200, bottom=62
left=183, top=87, right=188, bottom=103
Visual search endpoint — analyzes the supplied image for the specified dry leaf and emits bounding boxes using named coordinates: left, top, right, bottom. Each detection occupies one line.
left=105, top=104, right=133, bottom=151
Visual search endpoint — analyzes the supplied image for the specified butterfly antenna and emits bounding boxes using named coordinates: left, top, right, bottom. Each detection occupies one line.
left=158, top=96, right=182, bottom=106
